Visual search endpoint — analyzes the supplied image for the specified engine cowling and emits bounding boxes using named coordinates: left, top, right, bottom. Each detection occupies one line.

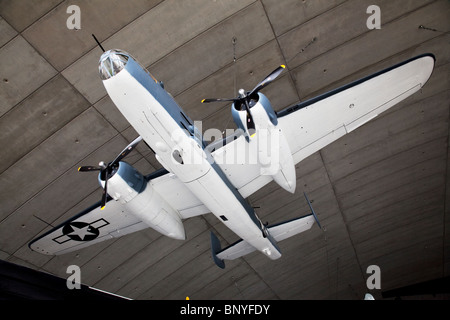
left=231, top=92, right=277, bottom=136
left=231, top=92, right=296, bottom=193
left=99, top=161, right=185, bottom=240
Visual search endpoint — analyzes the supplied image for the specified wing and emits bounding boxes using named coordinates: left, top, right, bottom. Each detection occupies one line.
left=29, top=170, right=210, bottom=255
left=29, top=197, right=148, bottom=255
left=211, top=54, right=435, bottom=197
left=277, top=54, right=435, bottom=165
left=148, top=171, right=210, bottom=219
left=208, top=131, right=272, bottom=198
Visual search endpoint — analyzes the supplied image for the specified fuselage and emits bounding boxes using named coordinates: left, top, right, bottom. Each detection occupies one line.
left=100, top=50, right=281, bottom=260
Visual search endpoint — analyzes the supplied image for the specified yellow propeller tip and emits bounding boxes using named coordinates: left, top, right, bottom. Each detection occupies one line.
left=77, top=167, right=81, bottom=171
left=281, top=65, right=286, bottom=69
left=101, top=206, right=105, bottom=211
left=201, top=99, right=206, bottom=103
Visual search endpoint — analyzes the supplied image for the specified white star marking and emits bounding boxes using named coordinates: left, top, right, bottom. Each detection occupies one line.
left=68, top=224, right=96, bottom=240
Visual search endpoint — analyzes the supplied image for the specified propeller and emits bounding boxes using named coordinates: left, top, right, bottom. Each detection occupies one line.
left=201, top=65, right=285, bottom=135
left=78, top=136, right=143, bottom=210
left=201, top=65, right=285, bottom=105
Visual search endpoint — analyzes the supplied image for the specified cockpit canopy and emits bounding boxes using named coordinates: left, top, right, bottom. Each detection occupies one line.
left=99, top=49, right=130, bottom=80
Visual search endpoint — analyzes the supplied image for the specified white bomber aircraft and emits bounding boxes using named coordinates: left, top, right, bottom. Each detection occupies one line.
left=29, top=48, right=435, bottom=269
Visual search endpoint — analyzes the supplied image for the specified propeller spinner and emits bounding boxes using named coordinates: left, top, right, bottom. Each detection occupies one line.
left=78, top=136, right=143, bottom=210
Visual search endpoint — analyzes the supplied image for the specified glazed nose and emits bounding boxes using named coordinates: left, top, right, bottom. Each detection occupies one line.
left=98, top=49, right=130, bottom=80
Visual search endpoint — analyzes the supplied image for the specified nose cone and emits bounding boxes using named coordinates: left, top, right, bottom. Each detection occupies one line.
left=98, top=49, right=130, bottom=80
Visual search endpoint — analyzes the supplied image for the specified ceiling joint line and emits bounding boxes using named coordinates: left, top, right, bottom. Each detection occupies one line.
left=259, top=0, right=301, bottom=103
left=318, top=150, right=368, bottom=290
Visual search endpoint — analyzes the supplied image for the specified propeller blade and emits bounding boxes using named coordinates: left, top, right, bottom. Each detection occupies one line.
left=77, top=137, right=143, bottom=212
left=111, top=136, right=143, bottom=166
left=100, top=169, right=109, bottom=210
left=249, top=65, right=285, bottom=96
left=202, top=65, right=285, bottom=106
left=201, top=98, right=237, bottom=104
left=78, top=166, right=101, bottom=172
left=243, top=99, right=256, bottom=137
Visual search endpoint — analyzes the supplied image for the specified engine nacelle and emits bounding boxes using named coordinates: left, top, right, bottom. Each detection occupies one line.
left=232, top=92, right=277, bottom=136
left=99, top=162, right=185, bottom=240
left=231, top=93, right=296, bottom=193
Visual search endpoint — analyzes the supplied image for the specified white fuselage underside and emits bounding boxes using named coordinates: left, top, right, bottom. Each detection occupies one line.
left=102, top=58, right=280, bottom=260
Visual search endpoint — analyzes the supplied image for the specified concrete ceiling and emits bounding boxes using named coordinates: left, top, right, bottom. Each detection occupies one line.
left=0, top=0, right=449, bottom=300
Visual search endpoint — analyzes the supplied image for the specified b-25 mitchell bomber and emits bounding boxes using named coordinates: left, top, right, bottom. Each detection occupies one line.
left=29, top=47, right=435, bottom=269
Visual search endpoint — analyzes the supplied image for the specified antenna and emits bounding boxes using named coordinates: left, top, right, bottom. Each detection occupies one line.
left=92, top=34, right=105, bottom=52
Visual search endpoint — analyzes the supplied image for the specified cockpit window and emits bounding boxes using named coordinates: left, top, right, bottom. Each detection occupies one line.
left=99, top=50, right=130, bottom=80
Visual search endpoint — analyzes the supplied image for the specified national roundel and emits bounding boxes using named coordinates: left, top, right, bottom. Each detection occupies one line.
left=62, top=221, right=100, bottom=242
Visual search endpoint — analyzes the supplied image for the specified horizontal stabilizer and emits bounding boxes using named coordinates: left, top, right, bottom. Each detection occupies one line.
left=268, top=214, right=316, bottom=242
left=267, top=193, right=320, bottom=242
left=211, top=232, right=256, bottom=269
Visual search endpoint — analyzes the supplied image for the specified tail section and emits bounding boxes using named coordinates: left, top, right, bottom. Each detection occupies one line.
left=210, top=193, right=321, bottom=268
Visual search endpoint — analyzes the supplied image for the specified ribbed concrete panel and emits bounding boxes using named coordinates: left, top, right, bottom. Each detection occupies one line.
left=0, top=75, right=90, bottom=173
left=23, top=0, right=163, bottom=71
left=0, top=36, right=57, bottom=116
left=0, top=0, right=449, bottom=300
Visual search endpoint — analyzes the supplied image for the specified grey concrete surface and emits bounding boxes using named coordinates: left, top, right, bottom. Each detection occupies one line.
left=0, top=0, right=449, bottom=299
